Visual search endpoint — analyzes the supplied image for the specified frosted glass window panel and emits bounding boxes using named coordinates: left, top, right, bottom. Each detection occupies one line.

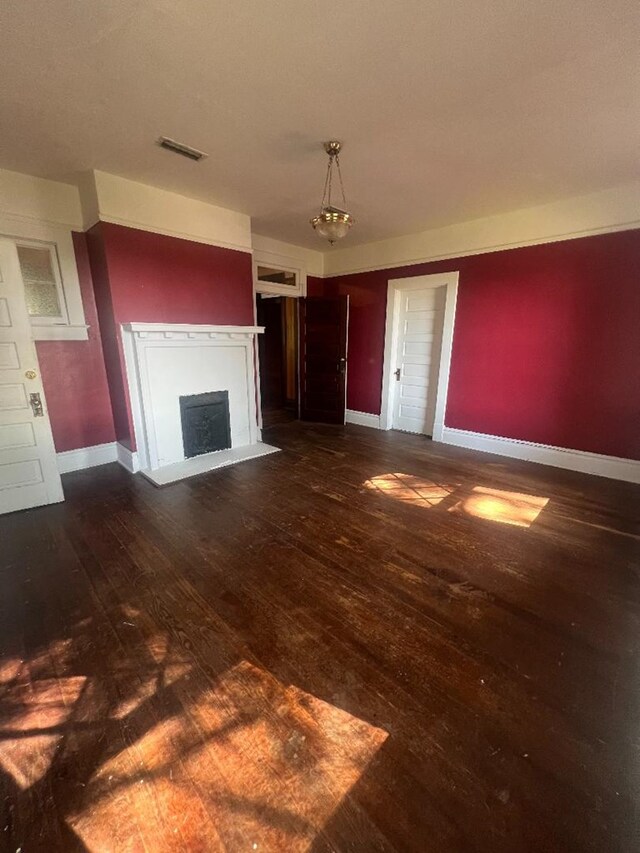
left=17, top=245, right=55, bottom=282
left=17, top=245, right=63, bottom=318
left=23, top=280, right=62, bottom=317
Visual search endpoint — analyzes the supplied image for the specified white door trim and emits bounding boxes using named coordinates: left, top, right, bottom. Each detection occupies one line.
left=252, top=252, right=307, bottom=430
left=380, top=272, right=459, bottom=440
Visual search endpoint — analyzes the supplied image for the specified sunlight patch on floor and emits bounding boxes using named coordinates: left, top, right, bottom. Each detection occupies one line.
left=0, top=637, right=386, bottom=852
left=364, top=472, right=456, bottom=507
left=0, top=675, right=87, bottom=789
left=68, top=660, right=387, bottom=851
left=449, top=486, right=549, bottom=528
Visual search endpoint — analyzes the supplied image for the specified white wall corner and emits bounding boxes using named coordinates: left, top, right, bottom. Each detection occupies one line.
left=323, top=181, right=640, bottom=277
left=440, top=427, right=640, bottom=484
left=346, top=409, right=381, bottom=429
left=90, top=170, right=253, bottom=253
left=117, top=442, right=141, bottom=474
left=57, top=442, right=118, bottom=474
left=77, top=169, right=100, bottom=231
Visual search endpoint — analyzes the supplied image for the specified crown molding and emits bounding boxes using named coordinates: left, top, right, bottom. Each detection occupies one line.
left=322, top=182, right=640, bottom=277
left=97, top=214, right=254, bottom=255
left=0, top=208, right=81, bottom=232
left=80, top=170, right=253, bottom=254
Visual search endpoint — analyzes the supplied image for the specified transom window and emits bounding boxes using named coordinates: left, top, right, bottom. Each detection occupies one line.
left=253, top=254, right=306, bottom=297
left=16, top=240, right=69, bottom=326
left=256, top=265, right=298, bottom=288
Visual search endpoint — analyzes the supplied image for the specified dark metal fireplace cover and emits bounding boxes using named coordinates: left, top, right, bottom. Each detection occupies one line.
left=179, top=391, right=231, bottom=458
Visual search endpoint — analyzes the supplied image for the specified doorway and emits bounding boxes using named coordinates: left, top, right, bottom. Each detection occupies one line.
left=380, top=272, right=459, bottom=440
left=256, top=294, right=299, bottom=427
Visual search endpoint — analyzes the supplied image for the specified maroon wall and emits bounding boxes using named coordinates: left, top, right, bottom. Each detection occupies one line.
left=99, top=222, right=254, bottom=326
left=312, top=229, right=640, bottom=461
left=37, top=232, right=115, bottom=452
left=87, top=222, right=255, bottom=449
left=40, top=226, right=639, bottom=461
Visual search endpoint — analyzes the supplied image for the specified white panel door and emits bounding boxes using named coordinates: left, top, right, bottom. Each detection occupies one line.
left=391, top=285, right=446, bottom=434
left=0, top=239, right=63, bottom=514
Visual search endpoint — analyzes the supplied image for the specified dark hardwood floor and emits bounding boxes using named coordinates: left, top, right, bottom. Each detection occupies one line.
left=1, top=422, right=639, bottom=852
left=260, top=405, right=298, bottom=429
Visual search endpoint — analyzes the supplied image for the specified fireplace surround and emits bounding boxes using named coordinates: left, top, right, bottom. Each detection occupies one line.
left=121, top=323, right=279, bottom=484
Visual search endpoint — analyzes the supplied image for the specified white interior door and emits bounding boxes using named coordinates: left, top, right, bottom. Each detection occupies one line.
left=391, top=284, right=446, bottom=434
left=0, top=238, right=63, bottom=514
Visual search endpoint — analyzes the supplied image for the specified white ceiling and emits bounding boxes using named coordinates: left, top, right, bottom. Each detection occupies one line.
left=1, top=0, right=639, bottom=249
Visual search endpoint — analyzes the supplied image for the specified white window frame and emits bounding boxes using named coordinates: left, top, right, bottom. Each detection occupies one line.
left=253, top=250, right=307, bottom=297
left=0, top=213, right=88, bottom=341
left=15, top=238, right=70, bottom=327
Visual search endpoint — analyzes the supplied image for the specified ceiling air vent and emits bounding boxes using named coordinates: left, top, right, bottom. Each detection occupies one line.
left=157, top=136, right=208, bottom=162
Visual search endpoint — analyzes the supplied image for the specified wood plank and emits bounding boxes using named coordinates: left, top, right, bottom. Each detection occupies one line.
left=0, top=421, right=638, bottom=851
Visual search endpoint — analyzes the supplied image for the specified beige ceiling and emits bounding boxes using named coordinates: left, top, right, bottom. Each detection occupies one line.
left=1, top=0, right=639, bottom=248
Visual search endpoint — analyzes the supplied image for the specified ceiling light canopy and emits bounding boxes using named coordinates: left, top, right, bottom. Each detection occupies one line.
left=310, top=141, right=355, bottom=245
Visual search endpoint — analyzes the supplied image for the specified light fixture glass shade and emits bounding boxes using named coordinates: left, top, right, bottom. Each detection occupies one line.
left=310, top=206, right=354, bottom=244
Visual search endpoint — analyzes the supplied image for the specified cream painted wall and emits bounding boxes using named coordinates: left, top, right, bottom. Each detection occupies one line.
left=83, top=170, right=253, bottom=253
left=1, top=165, right=638, bottom=279
left=251, top=233, right=324, bottom=278
left=322, top=182, right=640, bottom=277
left=0, top=167, right=83, bottom=229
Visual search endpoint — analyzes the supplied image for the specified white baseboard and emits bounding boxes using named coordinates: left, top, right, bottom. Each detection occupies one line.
left=441, top=427, right=640, bottom=484
left=117, top=442, right=140, bottom=473
left=57, top=442, right=118, bottom=474
left=346, top=409, right=381, bottom=429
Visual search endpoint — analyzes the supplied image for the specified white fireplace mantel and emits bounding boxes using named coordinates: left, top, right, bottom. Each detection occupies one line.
left=122, top=322, right=264, bottom=339
left=121, top=322, right=277, bottom=483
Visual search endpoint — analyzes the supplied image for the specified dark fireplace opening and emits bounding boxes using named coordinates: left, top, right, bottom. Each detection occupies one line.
left=179, top=391, right=231, bottom=458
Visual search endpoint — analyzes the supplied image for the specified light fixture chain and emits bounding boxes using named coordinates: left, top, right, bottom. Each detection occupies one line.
left=321, top=156, right=332, bottom=211
left=335, top=154, right=347, bottom=208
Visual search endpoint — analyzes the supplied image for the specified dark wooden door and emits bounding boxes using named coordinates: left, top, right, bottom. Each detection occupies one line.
left=299, top=295, right=348, bottom=424
left=256, top=296, right=286, bottom=412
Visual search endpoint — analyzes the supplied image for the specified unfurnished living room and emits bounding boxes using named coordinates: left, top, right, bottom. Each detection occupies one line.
left=0, top=1, right=639, bottom=851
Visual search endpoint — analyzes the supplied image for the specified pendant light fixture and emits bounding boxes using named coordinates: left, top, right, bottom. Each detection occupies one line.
left=310, top=141, right=355, bottom=244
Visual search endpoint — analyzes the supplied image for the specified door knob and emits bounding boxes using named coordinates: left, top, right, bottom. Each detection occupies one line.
left=29, top=392, right=44, bottom=417
left=394, top=368, right=401, bottom=381
left=25, top=370, right=37, bottom=380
